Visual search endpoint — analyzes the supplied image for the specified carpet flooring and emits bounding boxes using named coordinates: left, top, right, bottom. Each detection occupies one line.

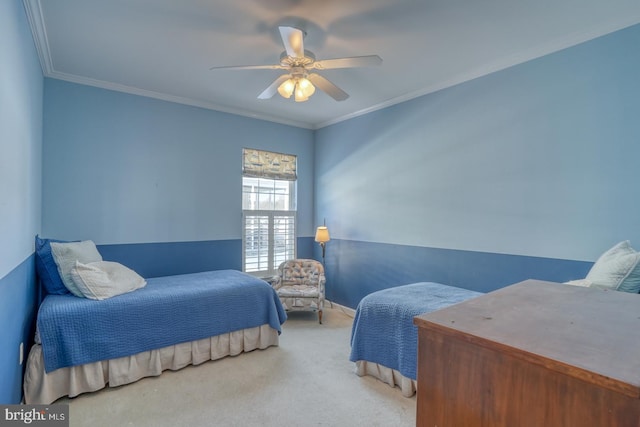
left=58, top=306, right=416, bottom=426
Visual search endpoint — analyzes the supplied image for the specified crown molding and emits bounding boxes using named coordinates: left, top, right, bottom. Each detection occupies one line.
left=23, top=0, right=53, bottom=74
left=315, top=17, right=640, bottom=129
left=22, top=0, right=640, bottom=131
left=48, top=71, right=315, bottom=129
left=22, top=0, right=314, bottom=129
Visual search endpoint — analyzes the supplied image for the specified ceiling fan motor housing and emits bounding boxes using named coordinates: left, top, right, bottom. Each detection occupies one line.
left=279, top=50, right=316, bottom=68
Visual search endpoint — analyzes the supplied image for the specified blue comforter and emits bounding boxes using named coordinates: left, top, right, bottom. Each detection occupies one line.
left=349, top=282, right=482, bottom=380
left=38, top=270, right=287, bottom=372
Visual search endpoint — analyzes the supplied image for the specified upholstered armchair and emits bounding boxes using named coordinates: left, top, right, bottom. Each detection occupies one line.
left=272, top=259, right=326, bottom=324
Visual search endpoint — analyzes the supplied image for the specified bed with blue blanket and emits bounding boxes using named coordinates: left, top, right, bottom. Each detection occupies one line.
left=24, top=269, right=287, bottom=404
left=349, top=282, right=482, bottom=397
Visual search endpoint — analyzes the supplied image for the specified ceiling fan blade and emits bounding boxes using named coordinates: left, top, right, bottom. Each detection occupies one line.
left=257, top=75, right=291, bottom=99
left=279, top=26, right=305, bottom=58
left=209, top=64, right=286, bottom=71
left=311, top=55, right=383, bottom=70
left=308, top=74, right=349, bottom=101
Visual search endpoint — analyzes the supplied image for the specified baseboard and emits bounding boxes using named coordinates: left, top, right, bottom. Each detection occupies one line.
left=327, top=300, right=356, bottom=318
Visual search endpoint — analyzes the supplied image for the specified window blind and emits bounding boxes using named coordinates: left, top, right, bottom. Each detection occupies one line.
left=242, top=148, right=297, bottom=181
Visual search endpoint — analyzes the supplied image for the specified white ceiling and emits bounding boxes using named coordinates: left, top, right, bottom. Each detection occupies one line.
left=24, top=0, right=640, bottom=129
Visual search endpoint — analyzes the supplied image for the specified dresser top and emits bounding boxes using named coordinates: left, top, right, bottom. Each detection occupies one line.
left=414, top=280, right=640, bottom=397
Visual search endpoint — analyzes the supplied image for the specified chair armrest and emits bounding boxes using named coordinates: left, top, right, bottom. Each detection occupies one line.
left=318, top=275, right=326, bottom=295
left=270, top=275, right=283, bottom=290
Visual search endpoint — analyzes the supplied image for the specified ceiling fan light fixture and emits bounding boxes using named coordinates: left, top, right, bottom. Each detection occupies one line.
left=278, top=75, right=315, bottom=102
left=294, top=83, right=310, bottom=102
left=277, top=78, right=295, bottom=98
left=298, top=77, right=315, bottom=97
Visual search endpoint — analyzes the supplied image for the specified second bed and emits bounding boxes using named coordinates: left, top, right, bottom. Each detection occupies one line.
left=349, top=282, right=482, bottom=397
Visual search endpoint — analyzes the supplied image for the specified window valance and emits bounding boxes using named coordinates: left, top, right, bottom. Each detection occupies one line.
left=242, top=148, right=297, bottom=181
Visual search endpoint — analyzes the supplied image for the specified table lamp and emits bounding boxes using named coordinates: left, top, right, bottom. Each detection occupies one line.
left=315, top=225, right=330, bottom=264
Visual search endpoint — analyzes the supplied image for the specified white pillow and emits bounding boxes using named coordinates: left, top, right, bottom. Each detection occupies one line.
left=585, top=241, right=640, bottom=293
left=50, top=240, right=103, bottom=296
left=70, top=261, right=146, bottom=300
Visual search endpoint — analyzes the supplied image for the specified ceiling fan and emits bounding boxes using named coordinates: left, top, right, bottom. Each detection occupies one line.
left=209, top=26, right=382, bottom=102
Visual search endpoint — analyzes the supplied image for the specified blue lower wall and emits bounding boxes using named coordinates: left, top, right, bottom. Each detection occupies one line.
left=0, top=256, right=38, bottom=404
left=98, top=240, right=243, bottom=278
left=319, top=240, right=593, bottom=308
left=97, top=237, right=316, bottom=278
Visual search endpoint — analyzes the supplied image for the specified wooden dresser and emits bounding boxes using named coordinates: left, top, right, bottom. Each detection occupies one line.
left=413, top=280, right=640, bottom=427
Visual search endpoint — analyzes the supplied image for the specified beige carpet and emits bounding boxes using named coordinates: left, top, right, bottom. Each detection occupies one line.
left=58, top=306, right=416, bottom=426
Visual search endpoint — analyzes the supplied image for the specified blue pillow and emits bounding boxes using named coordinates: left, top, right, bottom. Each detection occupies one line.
left=35, top=235, right=70, bottom=295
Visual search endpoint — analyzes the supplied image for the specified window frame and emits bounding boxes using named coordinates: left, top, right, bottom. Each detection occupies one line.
left=241, top=176, right=297, bottom=277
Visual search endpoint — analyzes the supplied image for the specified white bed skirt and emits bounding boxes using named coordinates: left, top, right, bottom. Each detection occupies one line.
left=354, top=360, right=417, bottom=397
left=24, top=324, right=279, bottom=404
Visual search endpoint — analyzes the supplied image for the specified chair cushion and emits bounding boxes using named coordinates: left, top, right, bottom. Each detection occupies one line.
left=277, top=284, right=320, bottom=298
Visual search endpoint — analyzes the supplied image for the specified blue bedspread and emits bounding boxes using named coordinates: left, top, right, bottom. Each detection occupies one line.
left=349, top=282, right=482, bottom=380
left=38, top=270, right=287, bottom=372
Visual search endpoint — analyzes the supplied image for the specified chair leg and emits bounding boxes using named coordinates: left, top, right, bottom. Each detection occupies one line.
left=319, top=310, right=323, bottom=324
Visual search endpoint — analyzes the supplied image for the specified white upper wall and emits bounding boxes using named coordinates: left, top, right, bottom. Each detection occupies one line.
left=42, top=79, right=314, bottom=245
left=315, top=23, right=640, bottom=262
left=0, top=0, right=43, bottom=279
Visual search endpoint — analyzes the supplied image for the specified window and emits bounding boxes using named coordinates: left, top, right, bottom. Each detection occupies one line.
left=242, top=149, right=297, bottom=276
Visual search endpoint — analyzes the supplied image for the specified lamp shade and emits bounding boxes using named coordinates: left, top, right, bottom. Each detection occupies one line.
left=298, top=77, right=315, bottom=97
left=277, top=78, right=295, bottom=98
left=294, top=83, right=310, bottom=102
left=315, top=226, right=330, bottom=243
